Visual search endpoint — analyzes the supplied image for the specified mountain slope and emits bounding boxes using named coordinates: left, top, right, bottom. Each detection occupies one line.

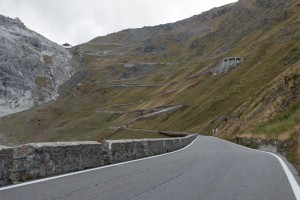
left=0, top=0, right=299, bottom=168
left=0, top=15, right=73, bottom=117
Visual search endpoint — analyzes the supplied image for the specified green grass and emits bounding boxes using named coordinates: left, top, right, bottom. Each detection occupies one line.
left=35, top=76, right=51, bottom=88
left=253, top=101, right=300, bottom=136
left=43, top=55, right=52, bottom=64
left=108, top=129, right=170, bottom=140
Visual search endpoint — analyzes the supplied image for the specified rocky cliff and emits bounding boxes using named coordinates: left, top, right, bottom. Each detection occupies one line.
left=0, top=15, right=73, bottom=117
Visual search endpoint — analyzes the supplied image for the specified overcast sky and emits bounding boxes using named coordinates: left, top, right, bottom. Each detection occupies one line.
left=0, top=0, right=237, bottom=45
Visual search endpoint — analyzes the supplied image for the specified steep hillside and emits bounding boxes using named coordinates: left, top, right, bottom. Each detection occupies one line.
left=0, top=0, right=299, bottom=168
left=0, top=15, right=73, bottom=117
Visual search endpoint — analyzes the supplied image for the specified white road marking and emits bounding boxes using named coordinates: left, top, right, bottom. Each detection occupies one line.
left=0, top=136, right=198, bottom=191
left=213, top=136, right=300, bottom=200
left=267, top=152, right=300, bottom=200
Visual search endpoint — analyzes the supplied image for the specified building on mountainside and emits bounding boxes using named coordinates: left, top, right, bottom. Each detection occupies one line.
left=62, top=43, right=72, bottom=48
left=211, top=57, right=244, bottom=75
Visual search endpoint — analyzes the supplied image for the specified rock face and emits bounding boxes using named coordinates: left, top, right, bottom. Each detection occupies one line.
left=0, top=15, right=73, bottom=117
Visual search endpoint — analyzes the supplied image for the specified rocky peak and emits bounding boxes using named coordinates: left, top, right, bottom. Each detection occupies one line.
left=0, top=15, right=26, bottom=29
left=0, top=14, right=73, bottom=117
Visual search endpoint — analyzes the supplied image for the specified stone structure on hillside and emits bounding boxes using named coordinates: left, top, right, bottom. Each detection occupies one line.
left=211, top=57, right=243, bottom=75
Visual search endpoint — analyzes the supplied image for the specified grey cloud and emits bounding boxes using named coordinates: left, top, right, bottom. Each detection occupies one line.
left=0, top=0, right=236, bottom=45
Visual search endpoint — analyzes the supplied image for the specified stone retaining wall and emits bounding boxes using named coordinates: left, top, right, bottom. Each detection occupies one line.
left=235, top=137, right=293, bottom=156
left=0, top=146, right=13, bottom=186
left=0, top=134, right=197, bottom=186
left=11, top=141, right=106, bottom=182
left=106, top=135, right=196, bottom=164
left=211, top=57, right=243, bottom=75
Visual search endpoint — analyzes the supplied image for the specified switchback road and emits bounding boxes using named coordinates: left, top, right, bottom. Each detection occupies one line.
left=1, top=136, right=299, bottom=200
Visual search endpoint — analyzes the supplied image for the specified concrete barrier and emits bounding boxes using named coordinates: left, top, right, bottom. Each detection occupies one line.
left=0, top=134, right=197, bottom=186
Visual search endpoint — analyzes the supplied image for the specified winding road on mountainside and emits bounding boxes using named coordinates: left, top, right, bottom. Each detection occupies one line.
left=1, top=136, right=300, bottom=200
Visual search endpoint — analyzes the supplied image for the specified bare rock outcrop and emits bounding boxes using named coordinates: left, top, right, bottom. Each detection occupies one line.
left=0, top=15, right=73, bottom=116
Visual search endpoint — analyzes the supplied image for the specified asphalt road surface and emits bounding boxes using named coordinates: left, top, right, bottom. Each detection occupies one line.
left=1, top=136, right=299, bottom=200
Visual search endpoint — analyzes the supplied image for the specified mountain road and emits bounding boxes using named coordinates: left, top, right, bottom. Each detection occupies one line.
left=0, top=136, right=299, bottom=200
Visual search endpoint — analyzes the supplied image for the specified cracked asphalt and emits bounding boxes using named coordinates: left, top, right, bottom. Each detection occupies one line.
left=0, top=136, right=297, bottom=200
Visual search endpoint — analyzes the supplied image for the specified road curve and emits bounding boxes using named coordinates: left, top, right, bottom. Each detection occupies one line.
left=0, top=136, right=299, bottom=200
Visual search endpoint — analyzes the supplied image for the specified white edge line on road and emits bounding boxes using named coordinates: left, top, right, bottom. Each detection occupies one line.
left=212, top=136, right=300, bottom=200
left=0, top=136, right=198, bottom=191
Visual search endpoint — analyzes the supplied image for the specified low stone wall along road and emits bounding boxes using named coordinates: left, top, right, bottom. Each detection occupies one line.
left=0, top=136, right=299, bottom=200
left=1, top=135, right=196, bottom=184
